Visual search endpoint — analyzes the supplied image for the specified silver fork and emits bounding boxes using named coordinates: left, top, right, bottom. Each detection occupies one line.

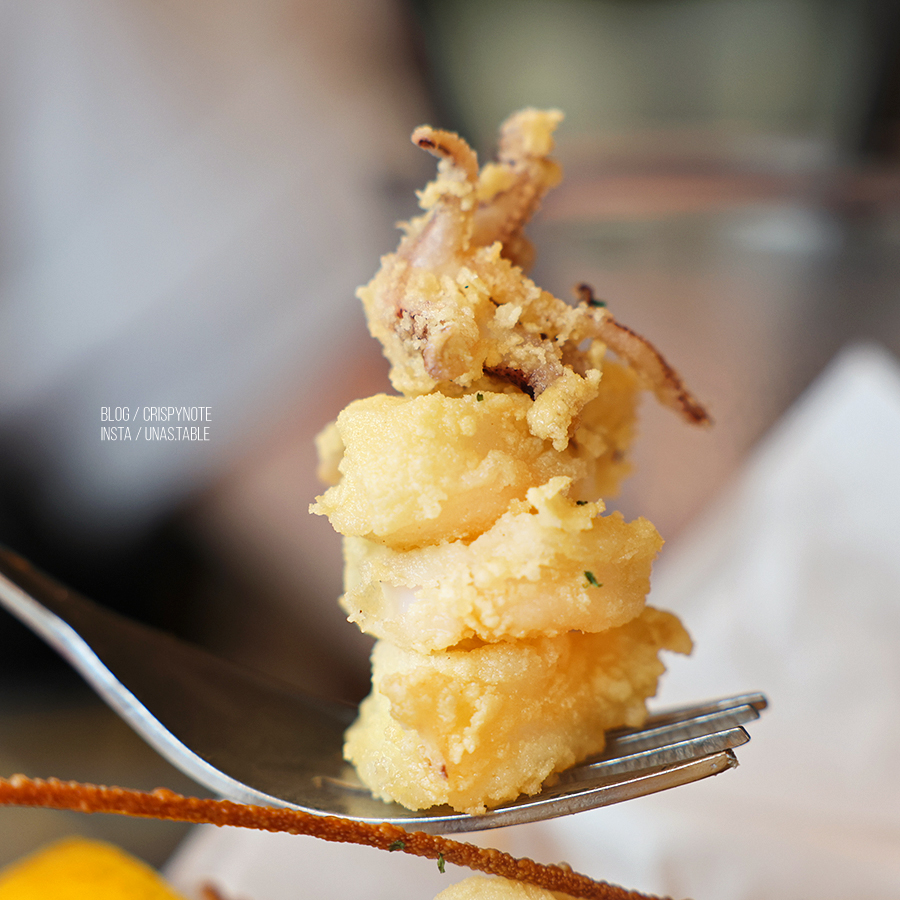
left=0, top=546, right=766, bottom=834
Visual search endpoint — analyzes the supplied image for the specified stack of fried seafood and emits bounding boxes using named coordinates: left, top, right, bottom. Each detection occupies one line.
left=312, top=109, right=706, bottom=814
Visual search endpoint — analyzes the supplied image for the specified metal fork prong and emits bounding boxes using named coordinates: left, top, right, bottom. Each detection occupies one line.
left=602, top=692, right=766, bottom=748
left=387, top=749, right=742, bottom=831
left=521, top=750, right=741, bottom=818
left=559, top=725, right=749, bottom=784
left=603, top=703, right=760, bottom=754
left=642, top=692, right=768, bottom=727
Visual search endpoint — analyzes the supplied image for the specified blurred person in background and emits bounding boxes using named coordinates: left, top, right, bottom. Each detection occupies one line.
left=0, top=0, right=434, bottom=699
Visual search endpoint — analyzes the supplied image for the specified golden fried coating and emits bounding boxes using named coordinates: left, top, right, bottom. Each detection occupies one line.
left=312, top=391, right=581, bottom=549
left=0, top=776, right=661, bottom=900
left=344, top=608, right=691, bottom=814
left=341, top=477, right=662, bottom=651
left=311, top=363, right=639, bottom=550
left=357, top=109, right=708, bottom=450
left=314, top=109, right=703, bottom=816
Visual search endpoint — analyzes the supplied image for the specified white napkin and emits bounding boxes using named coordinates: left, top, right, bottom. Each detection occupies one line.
left=165, top=343, right=900, bottom=900
left=530, top=342, right=900, bottom=899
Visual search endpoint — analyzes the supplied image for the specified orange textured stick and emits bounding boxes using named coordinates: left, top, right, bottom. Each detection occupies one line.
left=0, top=775, right=671, bottom=900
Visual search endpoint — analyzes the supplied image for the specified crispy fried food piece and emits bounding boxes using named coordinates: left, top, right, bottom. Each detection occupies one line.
left=316, top=109, right=702, bottom=817
left=311, top=362, right=639, bottom=551
left=357, top=109, right=708, bottom=450
left=344, top=608, right=691, bottom=815
left=0, top=776, right=663, bottom=900
left=341, top=477, right=662, bottom=651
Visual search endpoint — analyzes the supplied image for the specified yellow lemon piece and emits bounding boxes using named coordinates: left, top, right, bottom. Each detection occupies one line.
left=0, top=838, right=187, bottom=900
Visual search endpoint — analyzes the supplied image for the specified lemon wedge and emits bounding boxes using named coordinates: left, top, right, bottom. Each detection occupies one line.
left=0, top=838, right=187, bottom=900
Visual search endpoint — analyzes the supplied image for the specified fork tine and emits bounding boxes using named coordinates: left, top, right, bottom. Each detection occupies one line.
left=518, top=750, right=741, bottom=819
left=560, top=725, right=750, bottom=783
left=604, top=702, right=761, bottom=755
left=643, top=692, right=768, bottom=726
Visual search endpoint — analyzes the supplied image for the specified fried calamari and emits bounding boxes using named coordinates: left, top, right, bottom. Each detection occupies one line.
left=357, top=108, right=708, bottom=450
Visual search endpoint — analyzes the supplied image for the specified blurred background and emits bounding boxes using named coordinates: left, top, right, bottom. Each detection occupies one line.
left=0, top=0, right=898, bottom=874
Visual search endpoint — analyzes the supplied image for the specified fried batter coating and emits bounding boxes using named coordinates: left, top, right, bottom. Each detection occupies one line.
left=311, top=362, right=639, bottom=550
left=344, top=608, right=691, bottom=815
left=313, top=109, right=703, bottom=816
left=357, top=109, right=708, bottom=450
left=341, top=477, right=662, bottom=651
left=0, top=777, right=658, bottom=900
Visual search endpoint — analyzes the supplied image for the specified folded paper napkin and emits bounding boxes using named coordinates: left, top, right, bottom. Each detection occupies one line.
left=165, top=343, right=900, bottom=900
